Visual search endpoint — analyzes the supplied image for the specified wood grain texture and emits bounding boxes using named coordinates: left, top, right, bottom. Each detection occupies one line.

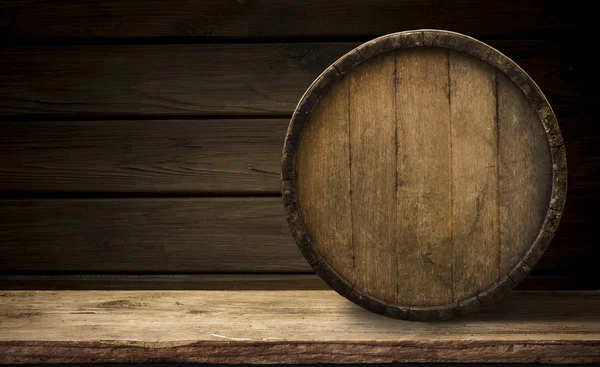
left=0, top=114, right=593, bottom=194
left=0, top=0, right=585, bottom=40
left=449, top=50, right=500, bottom=301
left=0, top=119, right=285, bottom=194
left=0, top=195, right=592, bottom=277
left=0, top=274, right=596, bottom=291
left=0, top=198, right=308, bottom=272
left=349, top=53, right=397, bottom=303
left=0, top=290, right=599, bottom=364
left=395, top=48, right=452, bottom=306
left=0, top=40, right=584, bottom=117
left=0, top=274, right=328, bottom=290
left=2, top=340, right=598, bottom=365
left=497, top=73, right=553, bottom=273
left=296, top=78, right=353, bottom=281
left=0, top=43, right=354, bottom=117
left=287, top=33, right=563, bottom=316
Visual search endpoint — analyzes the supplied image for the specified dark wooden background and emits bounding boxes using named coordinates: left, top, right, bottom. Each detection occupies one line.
left=0, top=1, right=596, bottom=290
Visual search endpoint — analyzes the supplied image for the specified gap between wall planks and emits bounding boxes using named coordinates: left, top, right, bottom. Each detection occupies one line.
left=0, top=290, right=599, bottom=364
left=0, top=40, right=586, bottom=117
left=0, top=195, right=594, bottom=275
left=0, top=0, right=586, bottom=40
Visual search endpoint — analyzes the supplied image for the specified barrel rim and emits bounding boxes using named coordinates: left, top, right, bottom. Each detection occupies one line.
left=281, top=29, right=567, bottom=321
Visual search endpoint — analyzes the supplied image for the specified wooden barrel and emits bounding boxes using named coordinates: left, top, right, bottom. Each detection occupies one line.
left=282, top=30, right=567, bottom=320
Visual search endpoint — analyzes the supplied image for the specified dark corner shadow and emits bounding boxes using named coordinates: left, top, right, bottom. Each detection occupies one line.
left=343, top=290, right=600, bottom=324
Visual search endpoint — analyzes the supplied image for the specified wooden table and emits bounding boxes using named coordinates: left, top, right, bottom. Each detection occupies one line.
left=1, top=290, right=598, bottom=364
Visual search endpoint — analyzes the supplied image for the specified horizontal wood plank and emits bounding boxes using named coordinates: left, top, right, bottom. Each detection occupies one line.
left=0, top=114, right=596, bottom=194
left=0, top=274, right=328, bottom=290
left=0, top=274, right=594, bottom=291
left=0, top=196, right=596, bottom=280
left=0, top=119, right=286, bottom=194
left=0, top=43, right=351, bottom=117
left=0, top=198, right=308, bottom=272
left=0, top=290, right=599, bottom=364
left=0, top=1, right=586, bottom=40
left=0, top=40, right=586, bottom=117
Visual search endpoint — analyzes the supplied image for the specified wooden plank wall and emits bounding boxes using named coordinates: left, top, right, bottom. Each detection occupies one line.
left=0, top=1, right=596, bottom=289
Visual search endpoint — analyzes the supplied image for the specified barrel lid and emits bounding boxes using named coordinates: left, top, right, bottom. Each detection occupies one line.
left=282, top=30, right=566, bottom=320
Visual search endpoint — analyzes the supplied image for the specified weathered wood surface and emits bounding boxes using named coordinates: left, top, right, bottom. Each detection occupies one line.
left=0, top=40, right=584, bottom=117
left=0, top=0, right=585, bottom=40
left=0, top=274, right=329, bottom=290
left=348, top=52, right=397, bottom=303
left=0, top=43, right=353, bottom=117
left=0, top=290, right=599, bottom=364
left=498, top=73, right=554, bottom=273
left=296, top=77, right=354, bottom=280
left=0, top=274, right=595, bottom=291
left=395, top=48, right=452, bottom=306
left=0, top=0, right=594, bottom=297
left=0, top=119, right=285, bottom=194
left=0, top=195, right=594, bottom=275
left=0, top=115, right=594, bottom=194
left=293, top=43, right=556, bottom=313
left=448, top=49, right=502, bottom=302
left=0, top=198, right=308, bottom=272
left=0, top=43, right=351, bottom=117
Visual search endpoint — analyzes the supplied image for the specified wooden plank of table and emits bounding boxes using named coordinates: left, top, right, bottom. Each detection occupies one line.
left=0, top=195, right=596, bottom=276
left=0, top=0, right=586, bottom=40
left=0, top=290, right=598, bottom=364
left=0, top=40, right=583, bottom=117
